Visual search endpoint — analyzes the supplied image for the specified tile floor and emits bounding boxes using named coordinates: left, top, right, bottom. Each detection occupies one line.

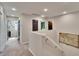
left=0, top=37, right=33, bottom=56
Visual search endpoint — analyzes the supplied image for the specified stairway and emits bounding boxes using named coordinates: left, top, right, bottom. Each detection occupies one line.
left=29, top=32, right=64, bottom=56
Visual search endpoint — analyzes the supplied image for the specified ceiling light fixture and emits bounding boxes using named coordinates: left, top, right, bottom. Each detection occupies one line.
left=63, top=11, right=67, bottom=14
left=12, top=8, right=16, bottom=11
left=44, top=8, right=48, bottom=12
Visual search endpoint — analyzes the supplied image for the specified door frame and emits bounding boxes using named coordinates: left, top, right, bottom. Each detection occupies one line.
left=6, top=16, right=21, bottom=42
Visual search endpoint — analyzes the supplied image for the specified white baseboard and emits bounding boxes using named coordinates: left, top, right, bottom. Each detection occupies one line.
left=29, top=48, right=36, bottom=56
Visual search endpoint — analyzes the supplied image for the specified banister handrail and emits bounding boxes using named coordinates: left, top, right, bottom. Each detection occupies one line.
left=45, top=35, right=63, bottom=52
left=32, top=32, right=64, bottom=52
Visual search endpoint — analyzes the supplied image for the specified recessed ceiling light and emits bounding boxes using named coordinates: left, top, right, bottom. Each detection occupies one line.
left=41, top=15, right=45, bottom=17
left=63, top=11, right=67, bottom=14
left=12, top=8, right=16, bottom=11
left=44, top=8, right=48, bottom=12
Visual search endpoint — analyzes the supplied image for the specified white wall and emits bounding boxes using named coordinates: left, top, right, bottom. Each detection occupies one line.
left=0, top=5, right=7, bottom=52
left=20, top=15, right=32, bottom=44
left=54, top=13, right=79, bottom=34
left=54, top=12, right=79, bottom=56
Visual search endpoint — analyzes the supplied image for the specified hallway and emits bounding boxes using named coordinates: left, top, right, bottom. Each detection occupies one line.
left=0, top=38, right=33, bottom=56
left=1, top=2, right=79, bottom=56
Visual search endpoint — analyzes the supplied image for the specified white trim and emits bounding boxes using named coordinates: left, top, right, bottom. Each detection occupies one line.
left=29, top=48, right=36, bottom=56
left=19, top=17, right=23, bottom=44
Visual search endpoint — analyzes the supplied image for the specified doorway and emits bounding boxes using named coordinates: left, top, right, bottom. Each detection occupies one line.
left=7, top=16, right=20, bottom=42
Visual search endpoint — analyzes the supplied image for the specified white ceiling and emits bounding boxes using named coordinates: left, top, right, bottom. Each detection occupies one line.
left=1, top=2, right=79, bottom=17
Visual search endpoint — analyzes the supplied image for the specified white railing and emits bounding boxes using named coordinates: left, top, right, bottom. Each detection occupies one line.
left=30, top=32, right=64, bottom=56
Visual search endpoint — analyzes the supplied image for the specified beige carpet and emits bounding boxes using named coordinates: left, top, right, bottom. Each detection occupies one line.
left=1, top=38, right=33, bottom=56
